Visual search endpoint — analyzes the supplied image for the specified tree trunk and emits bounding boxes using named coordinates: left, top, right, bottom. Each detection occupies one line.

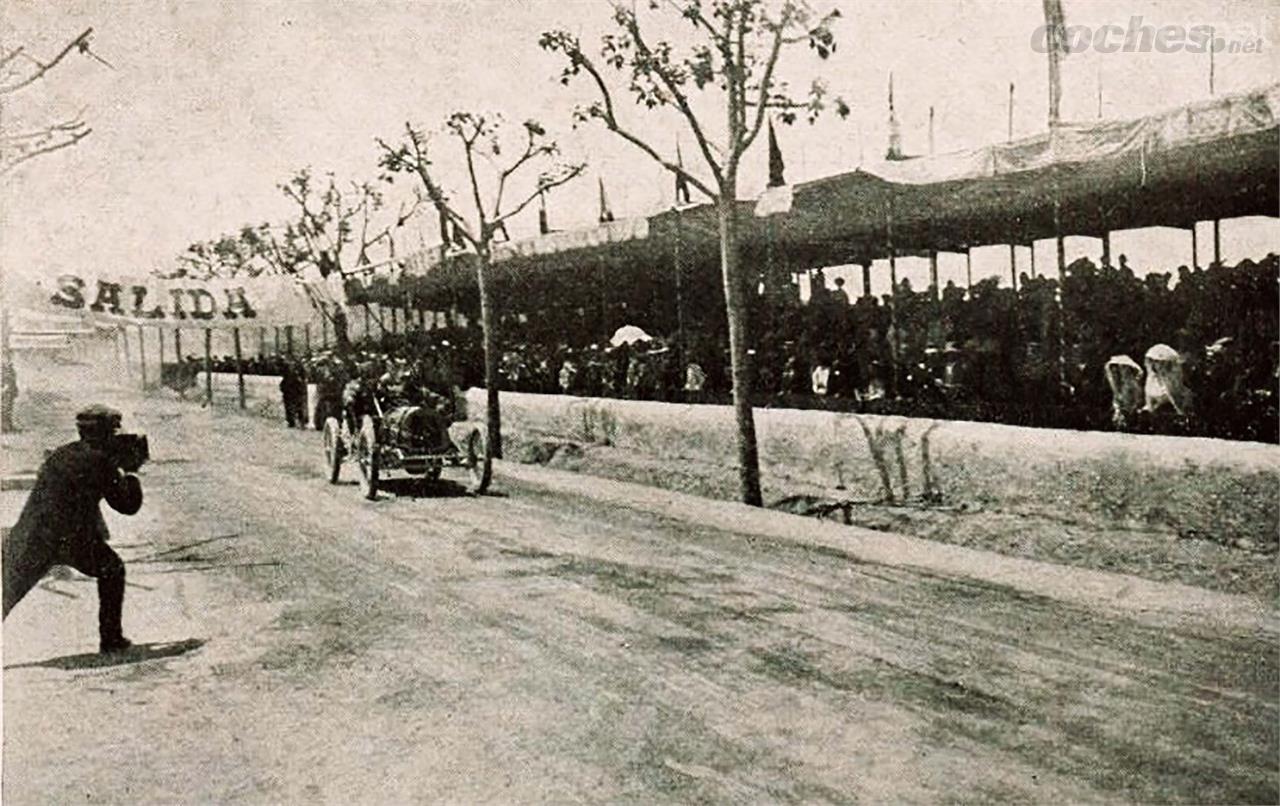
left=476, top=252, right=502, bottom=459
left=716, top=193, right=763, bottom=507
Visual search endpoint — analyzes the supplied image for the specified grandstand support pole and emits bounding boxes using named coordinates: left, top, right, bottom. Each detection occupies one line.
left=285, top=325, right=295, bottom=356
left=174, top=328, right=181, bottom=364
left=861, top=262, right=872, bottom=299
left=274, top=327, right=281, bottom=355
left=1101, top=232, right=1111, bottom=267
left=203, top=328, right=213, bottom=406
left=929, top=251, right=940, bottom=300
left=1052, top=179, right=1067, bottom=389
left=233, top=327, right=246, bottom=409
left=885, top=200, right=900, bottom=398
left=1008, top=245, right=1017, bottom=291
left=137, top=325, right=147, bottom=390
left=1212, top=220, right=1222, bottom=264
left=1191, top=225, right=1200, bottom=268
left=673, top=212, right=686, bottom=368
left=1029, top=243, right=1037, bottom=277
left=258, top=327, right=266, bottom=357
left=929, top=250, right=942, bottom=346
left=965, top=249, right=972, bottom=291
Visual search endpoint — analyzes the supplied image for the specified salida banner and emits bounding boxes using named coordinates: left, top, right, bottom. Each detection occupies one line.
left=10, top=271, right=340, bottom=330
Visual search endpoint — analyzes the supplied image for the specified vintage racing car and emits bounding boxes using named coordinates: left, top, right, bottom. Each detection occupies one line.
left=322, top=387, right=491, bottom=500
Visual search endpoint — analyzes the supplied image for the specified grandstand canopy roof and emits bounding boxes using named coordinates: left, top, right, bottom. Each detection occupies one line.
left=376, top=82, right=1279, bottom=301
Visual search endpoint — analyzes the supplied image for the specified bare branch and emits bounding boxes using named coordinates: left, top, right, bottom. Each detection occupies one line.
left=0, top=122, right=91, bottom=175
left=571, top=46, right=718, bottom=198
left=0, top=27, right=93, bottom=94
left=739, top=13, right=789, bottom=158
left=662, top=0, right=723, bottom=43
left=621, top=11, right=725, bottom=186
left=494, top=163, right=586, bottom=226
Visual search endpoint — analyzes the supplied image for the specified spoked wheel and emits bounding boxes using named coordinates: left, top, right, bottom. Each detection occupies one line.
left=356, top=415, right=380, bottom=500
left=322, top=417, right=344, bottom=484
left=463, top=428, right=492, bottom=495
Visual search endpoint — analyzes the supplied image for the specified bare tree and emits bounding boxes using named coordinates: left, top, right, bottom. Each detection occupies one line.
left=0, top=27, right=111, bottom=175
left=541, top=0, right=848, bottom=506
left=378, top=114, right=585, bottom=458
left=279, top=169, right=421, bottom=278
left=163, top=224, right=287, bottom=281
left=278, top=168, right=423, bottom=344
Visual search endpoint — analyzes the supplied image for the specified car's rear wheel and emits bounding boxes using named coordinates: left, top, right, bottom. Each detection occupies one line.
left=322, top=417, right=343, bottom=484
left=357, top=415, right=379, bottom=500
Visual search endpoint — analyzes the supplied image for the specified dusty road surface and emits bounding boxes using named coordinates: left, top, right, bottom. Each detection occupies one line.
left=3, top=362, right=1277, bottom=804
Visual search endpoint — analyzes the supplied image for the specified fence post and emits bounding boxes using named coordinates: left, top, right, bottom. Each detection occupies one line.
left=233, top=327, right=246, bottom=409
left=204, top=328, right=213, bottom=405
left=137, top=325, right=148, bottom=390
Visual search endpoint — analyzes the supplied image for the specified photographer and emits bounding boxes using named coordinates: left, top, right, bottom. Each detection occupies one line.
left=3, top=405, right=146, bottom=654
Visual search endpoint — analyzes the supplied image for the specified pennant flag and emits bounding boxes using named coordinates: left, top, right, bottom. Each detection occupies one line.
left=674, top=141, right=692, bottom=206
left=598, top=177, right=615, bottom=223
left=767, top=119, right=786, bottom=188
left=538, top=190, right=551, bottom=235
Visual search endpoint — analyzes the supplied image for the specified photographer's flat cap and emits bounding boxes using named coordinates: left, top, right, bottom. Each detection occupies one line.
left=76, top=404, right=123, bottom=428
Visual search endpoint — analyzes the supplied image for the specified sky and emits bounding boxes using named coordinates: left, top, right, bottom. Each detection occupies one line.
left=2, top=0, right=1277, bottom=295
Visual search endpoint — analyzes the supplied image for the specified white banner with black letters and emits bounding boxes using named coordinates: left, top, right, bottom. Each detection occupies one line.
left=9, top=271, right=341, bottom=330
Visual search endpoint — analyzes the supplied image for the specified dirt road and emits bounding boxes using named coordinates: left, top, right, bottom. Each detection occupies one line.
left=3, top=367, right=1277, bottom=803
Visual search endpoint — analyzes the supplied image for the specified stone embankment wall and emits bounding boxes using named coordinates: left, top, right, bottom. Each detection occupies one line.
left=469, top=389, right=1280, bottom=547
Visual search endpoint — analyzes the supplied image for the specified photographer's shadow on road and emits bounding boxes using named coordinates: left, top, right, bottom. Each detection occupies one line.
left=4, top=637, right=205, bottom=671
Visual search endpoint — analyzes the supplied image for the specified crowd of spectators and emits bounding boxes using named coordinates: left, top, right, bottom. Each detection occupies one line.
left=177, top=253, right=1278, bottom=443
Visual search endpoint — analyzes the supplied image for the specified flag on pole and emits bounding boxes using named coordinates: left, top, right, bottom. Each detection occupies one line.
left=1042, top=0, right=1068, bottom=126
left=767, top=119, right=786, bottom=188
left=597, top=177, right=615, bottom=223
left=538, top=190, right=551, bottom=234
left=674, top=140, right=692, bottom=206
left=1007, top=81, right=1015, bottom=141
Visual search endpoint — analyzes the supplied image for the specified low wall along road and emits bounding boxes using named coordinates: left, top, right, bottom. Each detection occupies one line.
left=185, top=375, right=1278, bottom=548
left=467, top=390, right=1280, bottom=549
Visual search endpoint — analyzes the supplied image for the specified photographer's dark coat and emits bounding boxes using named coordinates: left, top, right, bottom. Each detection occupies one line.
left=2, top=441, right=142, bottom=616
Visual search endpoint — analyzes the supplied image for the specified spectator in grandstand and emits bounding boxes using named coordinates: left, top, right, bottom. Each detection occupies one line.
left=829, top=277, right=850, bottom=307
left=809, top=268, right=828, bottom=306
left=684, top=359, right=706, bottom=403
left=558, top=351, right=578, bottom=395
left=811, top=360, right=831, bottom=396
